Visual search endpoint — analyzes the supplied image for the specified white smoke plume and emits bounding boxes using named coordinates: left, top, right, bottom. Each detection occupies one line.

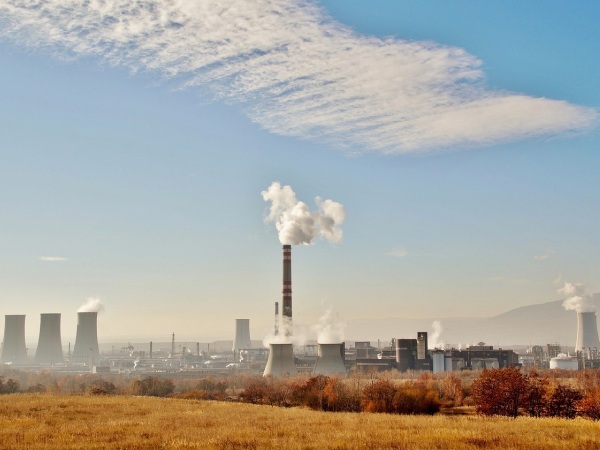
left=0, top=1, right=596, bottom=154
left=559, top=282, right=596, bottom=313
left=429, top=320, right=443, bottom=349
left=78, top=297, right=106, bottom=314
left=262, top=182, right=345, bottom=245
left=263, top=316, right=306, bottom=347
left=312, top=307, right=346, bottom=344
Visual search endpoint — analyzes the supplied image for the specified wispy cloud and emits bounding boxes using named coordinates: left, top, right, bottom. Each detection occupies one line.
left=386, top=247, right=408, bottom=258
left=534, top=247, right=554, bottom=261
left=38, top=256, right=68, bottom=262
left=1, top=1, right=596, bottom=153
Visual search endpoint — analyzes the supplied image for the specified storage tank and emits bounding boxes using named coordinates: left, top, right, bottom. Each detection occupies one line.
left=431, top=350, right=445, bottom=373
left=549, top=355, right=578, bottom=370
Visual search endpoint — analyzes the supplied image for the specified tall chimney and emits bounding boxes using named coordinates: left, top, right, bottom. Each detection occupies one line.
left=0, top=315, right=28, bottom=365
left=35, top=313, right=64, bottom=364
left=274, top=302, right=280, bottom=336
left=575, top=312, right=600, bottom=353
left=282, top=244, right=292, bottom=334
left=233, top=319, right=252, bottom=351
left=72, top=312, right=100, bottom=364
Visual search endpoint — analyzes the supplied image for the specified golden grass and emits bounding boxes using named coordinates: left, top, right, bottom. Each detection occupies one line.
left=0, top=394, right=599, bottom=449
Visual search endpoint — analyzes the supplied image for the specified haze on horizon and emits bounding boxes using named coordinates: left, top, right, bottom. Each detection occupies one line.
left=1, top=0, right=599, bottom=346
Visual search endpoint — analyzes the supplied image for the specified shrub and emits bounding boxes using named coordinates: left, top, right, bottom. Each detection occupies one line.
left=131, top=377, right=175, bottom=397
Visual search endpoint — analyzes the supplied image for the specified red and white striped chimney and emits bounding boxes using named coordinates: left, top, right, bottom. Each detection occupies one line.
left=282, top=244, right=292, bottom=333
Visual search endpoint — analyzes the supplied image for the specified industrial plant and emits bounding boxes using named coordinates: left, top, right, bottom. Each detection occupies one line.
left=1, top=244, right=599, bottom=377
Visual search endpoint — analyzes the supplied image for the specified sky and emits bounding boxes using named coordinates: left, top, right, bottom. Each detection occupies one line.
left=0, top=0, right=599, bottom=344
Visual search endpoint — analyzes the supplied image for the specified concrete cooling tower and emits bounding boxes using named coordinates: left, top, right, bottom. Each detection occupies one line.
left=35, top=313, right=64, bottom=364
left=263, top=343, right=297, bottom=377
left=0, top=315, right=28, bottom=364
left=72, top=312, right=100, bottom=363
left=312, top=343, right=346, bottom=376
left=232, top=319, right=252, bottom=351
left=575, top=312, right=600, bottom=353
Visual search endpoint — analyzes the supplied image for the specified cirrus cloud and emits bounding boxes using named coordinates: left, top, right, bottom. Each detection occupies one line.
left=0, top=0, right=596, bottom=153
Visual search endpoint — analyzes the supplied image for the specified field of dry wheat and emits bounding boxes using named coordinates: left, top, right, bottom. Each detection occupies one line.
left=0, top=394, right=599, bottom=449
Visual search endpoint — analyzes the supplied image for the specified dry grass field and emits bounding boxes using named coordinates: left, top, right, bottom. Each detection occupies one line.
left=0, top=394, right=599, bottom=450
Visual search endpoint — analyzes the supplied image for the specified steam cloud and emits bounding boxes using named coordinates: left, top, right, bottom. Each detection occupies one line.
left=559, top=282, right=595, bottom=313
left=262, top=182, right=345, bottom=245
left=0, top=0, right=596, bottom=153
left=78, top=297, right=106, bottom=314
left=429, top=320, right=443, bottom=349
left=263, top=316, right=306, bottom=347
left=312, top=307, right=346, bottom=344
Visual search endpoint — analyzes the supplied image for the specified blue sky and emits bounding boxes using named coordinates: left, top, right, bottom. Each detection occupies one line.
left=0, top=0, right=599, bottom=343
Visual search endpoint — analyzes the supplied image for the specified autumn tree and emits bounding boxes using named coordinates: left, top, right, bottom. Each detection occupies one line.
left=471, top=367, right=528, bottom=417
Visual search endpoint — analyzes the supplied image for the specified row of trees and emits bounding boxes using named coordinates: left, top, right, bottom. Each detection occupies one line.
left=239, top=375, right=442, bottom=414
left=471, top=367, right=600, bottom=419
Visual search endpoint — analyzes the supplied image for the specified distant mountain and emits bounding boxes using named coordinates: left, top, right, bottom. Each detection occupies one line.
left=346, top=294, right=600, bottom=348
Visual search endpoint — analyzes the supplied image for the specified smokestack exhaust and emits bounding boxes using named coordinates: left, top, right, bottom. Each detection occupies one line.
left=72, top=312, right=100, bottom=364
left=35, top=313, right=64, bottom=364
left=274, top=302, right=279, bottom=336
left=0, top=315, right=28, bottom=365
left=282, top=244, right=292, bottom=334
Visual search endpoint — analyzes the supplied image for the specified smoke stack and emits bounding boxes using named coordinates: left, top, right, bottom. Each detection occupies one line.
left=274, top=302, right=280, bottom=336
left=0, top=315, right=28, bottom=365
left=575, top=312, right=600, bottom=353
left=72, top=312, right=100, bottom=364
left=312, top=343, right=346, bottom=376
left=35, top=313, right=64, bottom=364
left=282, top=244, right=292, bottom=334
left=233, top=319, right=252, bottom=351
left=263, top=343, right=297, bottom=377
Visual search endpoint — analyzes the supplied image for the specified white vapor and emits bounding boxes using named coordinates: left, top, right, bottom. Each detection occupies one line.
left=78, top=297, right=106, bottom=314
left=558, top=282, right=595, bottom=313
left=312, top=307, right=345, bottom=344
left=38, top=256, right=68, bottom=262
left=0, top=0, right=596, bottom=153
left=430, top=320, right=443, bottom=349
left=533, top=247, right=553, bottom=261
left=263, top=316, right=306, bottom=347
left=262, top=181, right=345, bottom=245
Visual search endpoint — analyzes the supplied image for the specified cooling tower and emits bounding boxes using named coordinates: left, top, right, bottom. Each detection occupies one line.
left=575, top=312, right=600, bottom=352
left=263, top=343, right=297, bottom=377
left=71, top=312, right=100, bottom=363
left=35, top=313, right=64, bottom=364
left=0, top=315, right=28, bottom=364
left=282, top=244, right=292, bottom=332
left=232, top=319, right=252, bottom=351
left=312, top=343, right=346, bottom=376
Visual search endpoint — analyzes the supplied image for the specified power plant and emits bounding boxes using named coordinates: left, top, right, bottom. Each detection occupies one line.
left=72, top=312, right=100, bottom=364
left=34, top=313, right=64, bottom=364
left=232, top=319, right=252, bottom=351
left=575, top=311, right=600, bottom=356
left=0, top=315, right=28, bottom=365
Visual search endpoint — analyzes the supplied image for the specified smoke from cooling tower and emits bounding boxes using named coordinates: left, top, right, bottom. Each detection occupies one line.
left=262, top=182, right=345, bottom=245
left=559, top=282, right=596, bottom=313
left=78, top=297, right=106, bottom=313
left=429, top=320, right=443, bottom=349
left=312, top=307, right=346, bottom=344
